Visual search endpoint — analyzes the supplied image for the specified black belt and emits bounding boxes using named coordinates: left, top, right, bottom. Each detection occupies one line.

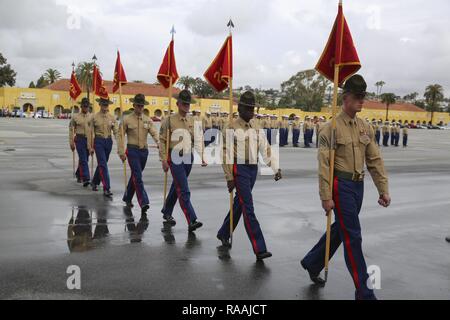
left=334, top=170, right=365, bottom=182
left=127, top=144, right=147, bottom=150
left=95, top=135, right=112, bottom=139
left=76, top=134, right=86, bottom=138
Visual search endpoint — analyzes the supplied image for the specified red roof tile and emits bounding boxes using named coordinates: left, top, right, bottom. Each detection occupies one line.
left=46, top=79, right=180, bottom=97
left=363, top=100, right=426, bottom=112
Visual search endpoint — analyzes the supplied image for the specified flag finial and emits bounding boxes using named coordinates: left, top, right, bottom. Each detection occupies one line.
left=227, top=18, right=234, bottom=33
left=171, top=25, right=176, bottom=40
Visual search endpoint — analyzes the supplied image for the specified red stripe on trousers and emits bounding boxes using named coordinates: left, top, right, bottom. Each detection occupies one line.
left=333, top=177, right=361, bottom=291
left=169, top=160, right=191, bottom=224
left=126, top=149, right=143, bottom=207
left=234, top=164, right=259, bottom=253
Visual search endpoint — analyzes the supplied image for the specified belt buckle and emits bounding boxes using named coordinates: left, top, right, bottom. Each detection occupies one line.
left=352, top=173, right=364, bottom=181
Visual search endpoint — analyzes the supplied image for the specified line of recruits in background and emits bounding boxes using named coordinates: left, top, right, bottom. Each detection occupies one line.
left=371, top=119, right=409, bottom=148
left=184, top=111, right=327, bottom=148
left=184, top=111, right=410, bottom=149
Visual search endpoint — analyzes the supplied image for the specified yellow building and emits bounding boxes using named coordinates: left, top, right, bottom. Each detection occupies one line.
left=0, top=79, right=236, bottom=117
left=1, top=79, right=449, bottom=125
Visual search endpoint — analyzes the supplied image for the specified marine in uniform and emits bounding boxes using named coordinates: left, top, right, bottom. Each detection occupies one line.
left=315, top=117, right=325, bottom=148
left=280, top=115, right=289, bottom=147
left=90, top=97, right=119, bottom=197
left=216, top=91, right=282, bottom=260
left=270, top=115, right=279, bottom=146
left=203, top=111, right=214, bottom=147
left=69, top=97, right=93, bottom=187
left=160, top=90, right=207, bottom=232
left=395, top=123, right=401, bottom=147
left=303, top=116, right=311, bottom=148
left=402, top=125, right=409, bottom=147
left=382, top=121, right=390, bottom=146
left=300, top=75, right=391, bottom=300
left=390, top=122, right=395, bottom=146
left=292, top=116, right=301, bottom=147
left=373, top=120, right=381, bottom=146
left=261, top=115, right=271, bottom=145
left=118, top=94, right=160, bottom=214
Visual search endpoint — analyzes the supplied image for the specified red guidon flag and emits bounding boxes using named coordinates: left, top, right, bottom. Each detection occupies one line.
left=69, top=71, right=82, bottom=100
left=204, top=35, right=233, bottom=92
left=92, top=65, right=109, bottom=99
left=315, top=1, right=360, bottom=86
left=113, top=51, right=127, bottom=93
left=157, top=40, right=179, bottom=88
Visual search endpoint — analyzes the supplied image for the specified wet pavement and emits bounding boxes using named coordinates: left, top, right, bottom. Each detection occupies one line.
left=0, top=118, right=449, bottom=300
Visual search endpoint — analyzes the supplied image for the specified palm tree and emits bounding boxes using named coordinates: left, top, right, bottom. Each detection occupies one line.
left=43, top=68, right=61, bottom=84
left=177, top=76, right=196, bottom=90
left=424, top=84, right=444, bottom=124
left=375, top=81, right=386, bottom=99
left=76, top=62, right=95, bottom=100
left=381, top=93, right=396, bottom=121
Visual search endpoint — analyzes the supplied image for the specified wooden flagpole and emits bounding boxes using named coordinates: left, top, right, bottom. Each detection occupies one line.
left=119, top=81, right=127, bottom=190
left=70, top=62, right=76, bottom=179
left=163, top=27, right=176, bottom=204
left=71, top=97, right=76, bottom=178
left=324, top=64, right=340, bottom=282
left=227, top=21, right=234, bottom=248
left=90, top=56, right=97, bottom=179
left=324, top=0, right=343, bottom=283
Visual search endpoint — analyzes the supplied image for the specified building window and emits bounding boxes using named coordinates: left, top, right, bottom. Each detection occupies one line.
left=164, top=100, right=169, bottom=106
left=152, top=99, right=157, bottom=105
left=112, top=97, right=118, bottom=104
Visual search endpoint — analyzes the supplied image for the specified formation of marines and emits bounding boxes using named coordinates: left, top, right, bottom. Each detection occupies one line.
left=69, top=75, right=392, bottom=300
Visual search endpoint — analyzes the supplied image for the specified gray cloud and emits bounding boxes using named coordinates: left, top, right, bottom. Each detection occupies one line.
left=0, top=0, right=449, bottom=97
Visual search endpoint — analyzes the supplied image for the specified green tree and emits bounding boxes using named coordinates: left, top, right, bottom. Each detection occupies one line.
left=133, top=80, right=144, bottom=83
left=43, top=68, right=61, bottom=84
left=414, top=100, right=426, bottom=109
left=36, top=75, right=49, bottom=88
left=192, top=77, right=216, bottom=98
left=177, top=76, right=196, bottom=90
left=0, top=53, right=17, bottom=87
left=29, top=81, right=36, bottom=88
left=403, top=92, right=418, bottom=102
left=76, top=62, right=95, bottom=100
left=255, top=90, right=268, bottom=109
left=278, top=69, right=328, bottom=111
left=381, top=93, right=396, bottom=121
left=424, top=84, right=444, bottom=124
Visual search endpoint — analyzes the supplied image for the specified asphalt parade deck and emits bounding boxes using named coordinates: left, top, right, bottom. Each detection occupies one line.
left=0, top=118, right=449, bottom=300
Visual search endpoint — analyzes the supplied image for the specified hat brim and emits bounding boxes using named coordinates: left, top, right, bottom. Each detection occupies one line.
left=238, top=101, right=258, bottom=108
left=95, top=98, right=113, bottom=105
left=174, top=96, right=197, bottom=104
left=130, top=98, right=149, bottom=106
left=78, top=101, right=92, bottom=106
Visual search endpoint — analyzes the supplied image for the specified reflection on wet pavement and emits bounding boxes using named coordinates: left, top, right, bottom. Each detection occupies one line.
left=67, top=205, right=153, bottom=251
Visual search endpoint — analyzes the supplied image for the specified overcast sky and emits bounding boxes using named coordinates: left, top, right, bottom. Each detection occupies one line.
left=1, top=0, right=449, bottom=97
